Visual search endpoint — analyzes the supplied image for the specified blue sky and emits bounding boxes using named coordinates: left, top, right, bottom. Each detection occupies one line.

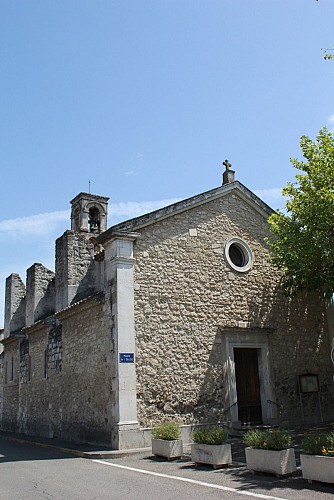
left=1, top=0, right=334, bottom=326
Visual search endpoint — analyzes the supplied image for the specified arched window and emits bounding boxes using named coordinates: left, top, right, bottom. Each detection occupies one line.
left=88, top=207, right=101, bottom=233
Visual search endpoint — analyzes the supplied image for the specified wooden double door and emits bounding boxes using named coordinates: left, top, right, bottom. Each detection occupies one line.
left=234, top=347, right=263, bottom=424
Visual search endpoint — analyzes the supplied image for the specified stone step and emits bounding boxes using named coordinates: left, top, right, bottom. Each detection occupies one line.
left=231, top=424, right=279, bottom=437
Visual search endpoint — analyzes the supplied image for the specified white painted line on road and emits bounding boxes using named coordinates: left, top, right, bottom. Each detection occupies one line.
left=93, top=459, right=288, bottom=500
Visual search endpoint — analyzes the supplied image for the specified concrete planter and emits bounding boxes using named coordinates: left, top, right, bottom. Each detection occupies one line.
left=301, top=454, right=334, bottom=484
left=151, top=438, right=183, bottom=460
left=191, top=443, right=232, bottom=468
left=245, top=447, right=297, bottom=476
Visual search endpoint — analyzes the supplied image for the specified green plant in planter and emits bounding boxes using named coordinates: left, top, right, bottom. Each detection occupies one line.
left=151, top=422, right=180, bottom=441
left=192, top=426, right=229, bottom=445
left=243, top=428, right=292, bottom=451
left=302, top=432, right=334, bottom=456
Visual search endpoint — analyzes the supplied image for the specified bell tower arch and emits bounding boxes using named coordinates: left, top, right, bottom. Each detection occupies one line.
left=70, top=192, right=109, bottom=234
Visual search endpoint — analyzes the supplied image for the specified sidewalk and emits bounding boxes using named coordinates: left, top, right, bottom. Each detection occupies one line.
left=0, top=424, right=332, bottom=462
left=0, top=430, right=151, bottom=459
left=0, top=426, right=331, bottom=467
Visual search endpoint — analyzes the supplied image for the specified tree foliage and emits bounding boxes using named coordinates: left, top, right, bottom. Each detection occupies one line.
left=268, top=128, right=334, bottom=296
left=322, top=49, right=334, bottom=60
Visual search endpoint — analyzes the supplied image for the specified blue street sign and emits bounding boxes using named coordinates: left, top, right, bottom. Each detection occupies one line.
left=119, top=353, right=135, bottom=363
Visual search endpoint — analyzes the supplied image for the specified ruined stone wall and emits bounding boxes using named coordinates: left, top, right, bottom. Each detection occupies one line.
left=4, top=274, right=26, bottom=337
left=55, top=231, right=96, bottom=311
left=133, top=193, right=334, bottom=427
left=14, top=298, right=113, bottom=444
left=26, top=264, right=55, bottom=326
left=4, top=265, right=55, bottom=337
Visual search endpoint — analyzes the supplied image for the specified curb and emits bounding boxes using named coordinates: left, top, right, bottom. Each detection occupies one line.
left=0, top=433, right=151, bottom=459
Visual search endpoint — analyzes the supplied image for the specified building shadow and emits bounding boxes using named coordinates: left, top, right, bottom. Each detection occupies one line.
left=194, top=281, right=334, bottom=428
left=0, top=432, right=110, bottom=464
left=0, top=437, right=75, bottom=463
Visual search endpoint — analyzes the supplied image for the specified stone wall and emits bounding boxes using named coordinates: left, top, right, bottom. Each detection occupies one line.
left=55, top=298, right=113, bottom=444
left=2, top=337, right=20, bottom=431
left=18, top=324, right=49, bottom=435
left=26, top=264, right=55, bottom=326
left=47, top=324, right=62, bottom=374
left=4, top=265, right=56, bottom=335
left=4, top=274, right=26, bottom=337
left=19, top=338, right=30, bottom=384
left=0, top=332, right=3, bottom=425
left=55, top=231, right=96, bottom=312
left=133, top=192, right=334, bottom=427
left=2, top=297, right=114, bottom=445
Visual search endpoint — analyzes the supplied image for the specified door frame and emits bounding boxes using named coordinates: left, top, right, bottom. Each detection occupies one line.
left=221, top=329, right=276, bottom=424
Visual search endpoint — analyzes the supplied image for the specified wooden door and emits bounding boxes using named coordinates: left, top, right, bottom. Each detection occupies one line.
left=234, top=348, right=262, bottom=424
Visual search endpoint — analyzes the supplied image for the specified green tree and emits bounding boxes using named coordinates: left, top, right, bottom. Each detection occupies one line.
left=322, top=49, right=334, bottom=60
left=268, top=128, right=334, bottom=296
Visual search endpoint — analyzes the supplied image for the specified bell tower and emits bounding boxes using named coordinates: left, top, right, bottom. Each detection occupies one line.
left=70, top=192, right=109, bottom=234
left=55, top=192, right=109, bottom=311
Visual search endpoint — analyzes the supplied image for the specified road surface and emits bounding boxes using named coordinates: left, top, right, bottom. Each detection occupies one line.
left=0, top=438, right=333, bottom=499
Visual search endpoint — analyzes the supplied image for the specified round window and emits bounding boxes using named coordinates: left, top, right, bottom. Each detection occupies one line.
left=225, top=238, right=253, bottom=272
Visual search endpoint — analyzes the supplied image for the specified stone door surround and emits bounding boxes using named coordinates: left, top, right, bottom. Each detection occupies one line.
left=221, top=328, right=276, bottom=424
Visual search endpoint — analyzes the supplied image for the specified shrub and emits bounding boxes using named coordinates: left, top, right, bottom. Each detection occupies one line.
left=243, top=428, right=292, bottom=451
left=151, top=422, right=180, bottom=441
left=302, top=432, right=334, bottom=456
left=192, top=426, right=229, bottom=445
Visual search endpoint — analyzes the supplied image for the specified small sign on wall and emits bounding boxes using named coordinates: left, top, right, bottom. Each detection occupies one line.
left=119, top=353, right=135, bottom=363
left=299, top=374, right=319, bottom=393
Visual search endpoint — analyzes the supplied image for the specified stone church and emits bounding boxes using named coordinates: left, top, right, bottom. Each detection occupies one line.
left=1, top=167, right=334, bottom=449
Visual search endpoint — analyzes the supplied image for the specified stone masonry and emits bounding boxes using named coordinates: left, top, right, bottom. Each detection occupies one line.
left=1, top=181, right=334, bottom=449
left=132, top=191, right=333, bottom=428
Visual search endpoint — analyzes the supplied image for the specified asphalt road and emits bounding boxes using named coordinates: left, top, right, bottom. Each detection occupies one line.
left=0, top=438, right=334, bottom=500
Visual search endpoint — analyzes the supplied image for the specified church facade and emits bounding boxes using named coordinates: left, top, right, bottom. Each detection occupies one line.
left=1, top=169, right=334, bottom=449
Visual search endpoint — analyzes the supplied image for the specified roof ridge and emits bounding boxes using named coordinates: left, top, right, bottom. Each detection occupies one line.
left=98, top=181, right=274, bottom=243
